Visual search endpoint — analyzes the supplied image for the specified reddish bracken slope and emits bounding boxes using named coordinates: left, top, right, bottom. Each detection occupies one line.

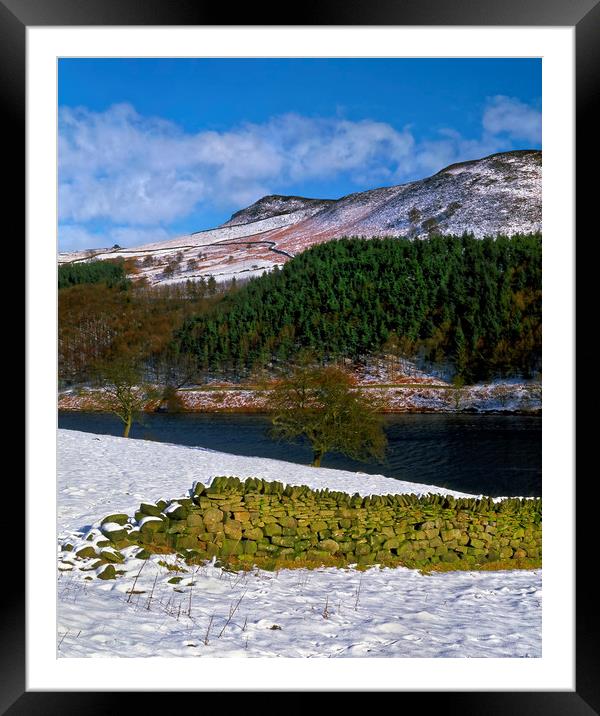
left=58, top=150, right=541, bottom=286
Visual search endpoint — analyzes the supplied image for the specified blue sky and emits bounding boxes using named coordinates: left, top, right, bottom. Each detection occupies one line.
left=58, top=58, right=541, bottom=251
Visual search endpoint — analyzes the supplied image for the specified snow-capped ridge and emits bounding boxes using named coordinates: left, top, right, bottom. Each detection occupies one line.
left=58, top=149, right=541, bottom=286
left=222, top=194, right=335, bottom=227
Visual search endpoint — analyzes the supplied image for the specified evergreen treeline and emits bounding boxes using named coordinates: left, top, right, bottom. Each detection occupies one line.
left=177, top=234, right=541, bottom=381
left=58, top=259, right=129, bottom=289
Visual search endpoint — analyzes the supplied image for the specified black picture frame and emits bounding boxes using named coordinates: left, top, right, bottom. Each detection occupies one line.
left=10, top=0, right=595, bottom=711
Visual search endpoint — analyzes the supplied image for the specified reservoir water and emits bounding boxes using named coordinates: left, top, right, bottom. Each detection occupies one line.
left=58, top=411, right=541, bottom=498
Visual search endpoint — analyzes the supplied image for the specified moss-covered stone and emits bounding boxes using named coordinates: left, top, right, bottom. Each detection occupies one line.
left=140, top=503, right=162, bottom=517
left=440, top=551, right=460, bottom=563
left=355, top=543, right=371, bottom=556
left=97, top=564, right=117, bottom=580
left=140, top=518, right=165, bottom=534
left=166, top=521, right=188, bottom=535
left=206, top=542, right=219, bottom=558
left=469, top=538, right=486, bottom=549
left=242, top=540, right=258, bottom=554
left=264, top=523, right=282, bottom=537
left=174, top=535, right=199, bottom=550
left=382, top=537, right=400, bottom=550
left=271, top=535, right=296, bottom=548
left=165, top=503, right=188, bottom=520
left=279, top=516, right=298, bottom=528
left=224, top=517, right=242, bottom=531
left=305, top=549, right=331, bottom=561
left=192, top=482, right=206, bottom=496
left=292, top=539, right=311, bottom=552
left=236, top=553, right=256, bottom=563
left=75, top=546, right=97, bottom=559
left=319, top=539, right=340, bottom=554
left=220, top=539, right=244, bottom=556
left=357, top=554, right=376, bottom=565
left=310, top=520, right=328, bottom=532
left=101, top=513, right=129, bottom=526
left=203, top=507, right=224, bottom=530
left=242, top=526, right=263, bottom=541
left=100, top=549, right=124, bottom=563
left=233, top=511, right=251, bottom=522
left=100, top=524, right=128, bottom=542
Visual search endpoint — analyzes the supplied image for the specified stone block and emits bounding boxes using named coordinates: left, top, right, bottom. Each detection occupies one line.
left=243, top=540, right=258, bottom=554
left=355, top=543, right=371, bottom=556
left=220, top=539, right=243, bottom=556
left=319, top=539, right=340, bottom=554
left=272, top=536, right=297, bottom=548
left=101, top=513, right=129, bottom=526
left=140, top=503, right=162, bottom=517
left=97, top=564, right=117, bottom=580
left=76, top=546, right=97, bottom=559
left=264, top=523, right=282, bottom=537
left=187, top=513, right=204, bottom=529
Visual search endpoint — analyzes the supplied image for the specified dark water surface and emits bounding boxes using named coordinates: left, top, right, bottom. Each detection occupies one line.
left=58, top=411, right=541, bottom=497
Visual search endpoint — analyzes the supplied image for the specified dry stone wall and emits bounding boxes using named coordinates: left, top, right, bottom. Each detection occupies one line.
left=89, top=477, right=542, bottom=569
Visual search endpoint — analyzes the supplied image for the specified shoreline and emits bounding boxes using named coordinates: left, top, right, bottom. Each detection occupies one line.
left=58, top=381, right=542, bottom=416
left=58, top=405, right=542, bottom=416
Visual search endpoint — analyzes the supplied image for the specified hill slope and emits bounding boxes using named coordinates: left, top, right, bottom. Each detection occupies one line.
left=177, top=234, right=542, bottom=381
left=58, top=150, right=541, bottom=286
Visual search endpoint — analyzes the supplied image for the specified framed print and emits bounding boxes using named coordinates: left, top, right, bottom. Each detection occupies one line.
left=10, top=0, right=594, bottom=710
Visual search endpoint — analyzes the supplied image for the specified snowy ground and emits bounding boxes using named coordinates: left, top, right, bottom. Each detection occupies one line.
left=57, top=429, right=541, bottom=658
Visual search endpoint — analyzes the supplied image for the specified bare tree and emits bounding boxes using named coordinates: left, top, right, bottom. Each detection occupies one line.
left=147, top=345, right=200, bottom=412
left=266, top=363, right=387, bottom=467
left=94, top=358, right=160, bottom=437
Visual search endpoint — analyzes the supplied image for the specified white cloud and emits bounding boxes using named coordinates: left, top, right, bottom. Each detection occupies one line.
left=59, top=106, right=416, bottom=230
left=59, top=96, right=541, bottom=250
left=482, top=95, right=541, bottom=143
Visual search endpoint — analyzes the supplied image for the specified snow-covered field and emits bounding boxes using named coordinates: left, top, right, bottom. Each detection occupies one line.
left=57, top=429, right=541, bottom=658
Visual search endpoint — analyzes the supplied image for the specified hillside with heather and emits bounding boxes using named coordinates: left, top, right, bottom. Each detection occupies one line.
left=58, top=150, right=541, bottom=287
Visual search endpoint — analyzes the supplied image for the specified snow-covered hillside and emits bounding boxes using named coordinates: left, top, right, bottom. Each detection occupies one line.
left=57, top=430, right=541, bottom=658
left=58, top=150, right=541, bottom=286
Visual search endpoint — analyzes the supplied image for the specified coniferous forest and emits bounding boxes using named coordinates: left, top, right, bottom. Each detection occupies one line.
left=177, top=234, right=541, bottom=382
left=58, top=258, right=129, bottom=289
left=59, top=234, right=541, bottom=385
